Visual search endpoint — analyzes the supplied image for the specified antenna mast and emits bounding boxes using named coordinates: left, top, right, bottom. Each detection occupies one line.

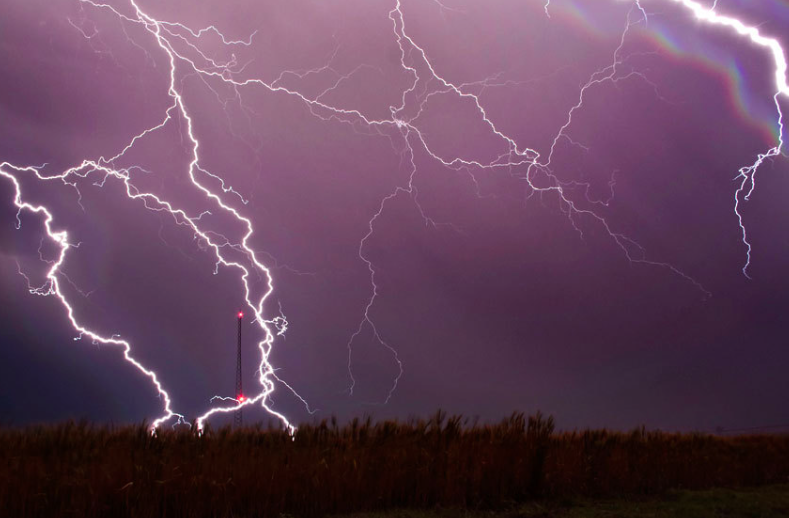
left=235, top=311, right=243, bottom=427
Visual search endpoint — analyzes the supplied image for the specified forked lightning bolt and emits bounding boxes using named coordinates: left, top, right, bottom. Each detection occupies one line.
left=2, top=0, right=303, bottom=433
left=0, top=165, right=185, bottom=430
left=1, top=0, right=786, bottom=428
left=664, top=0, right=787, bottom=277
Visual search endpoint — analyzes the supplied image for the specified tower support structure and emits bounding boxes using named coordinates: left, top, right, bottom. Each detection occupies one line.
left=235, top=311, right=243, bottom=428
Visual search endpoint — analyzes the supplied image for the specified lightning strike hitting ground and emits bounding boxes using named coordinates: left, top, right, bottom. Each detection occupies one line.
left=0, top=165, right=184, bottom=430
left=1, top=0, right=786, bottom=428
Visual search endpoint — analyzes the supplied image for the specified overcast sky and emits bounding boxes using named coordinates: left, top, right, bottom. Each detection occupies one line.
left=1, top=0, right=788, bottom=432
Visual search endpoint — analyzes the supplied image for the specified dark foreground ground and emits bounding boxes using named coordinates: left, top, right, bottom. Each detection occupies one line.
left=342, top=485, right=789, bottom=517
left=2, top=413, right=789, bottom=517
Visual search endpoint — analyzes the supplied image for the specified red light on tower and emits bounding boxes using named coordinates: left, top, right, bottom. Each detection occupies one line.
left=237, top=311, right=243, bottom=318
left=238, top=395, right=245, bottom=402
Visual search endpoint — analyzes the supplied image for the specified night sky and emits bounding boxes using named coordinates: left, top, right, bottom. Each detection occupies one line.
left=1, top=0, right=788, bottom=432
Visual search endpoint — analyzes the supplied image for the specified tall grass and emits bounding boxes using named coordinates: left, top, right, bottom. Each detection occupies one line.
left=1, top=411, right=788, bottom=517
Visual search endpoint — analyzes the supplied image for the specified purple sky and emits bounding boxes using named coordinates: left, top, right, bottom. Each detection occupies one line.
left=1, top=0, right=788, bottom=432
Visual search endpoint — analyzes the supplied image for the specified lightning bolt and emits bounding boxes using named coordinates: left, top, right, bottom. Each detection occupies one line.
left=2, top=0, right=786, bottom=427
left=661, top=0, right=787, bottom=276
left=1, top=0, right=309, bottom=433
left=1, top=165, right=184, bottom=429
left=346, top=0, right=788, bottom=396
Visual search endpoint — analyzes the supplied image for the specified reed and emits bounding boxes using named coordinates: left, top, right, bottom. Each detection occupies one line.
left=2, top=412, right=788, bottom=517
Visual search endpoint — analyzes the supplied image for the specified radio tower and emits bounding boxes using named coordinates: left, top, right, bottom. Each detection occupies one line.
left=235, top=311, right=244, bottom=428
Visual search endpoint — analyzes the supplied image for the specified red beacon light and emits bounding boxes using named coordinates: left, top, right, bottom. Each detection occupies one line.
left=238, top=395, right=245, bottom=402
left=237, top=311, right=243, bottom=319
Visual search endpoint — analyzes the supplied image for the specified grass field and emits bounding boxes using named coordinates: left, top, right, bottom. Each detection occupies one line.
left=2, top=412, right=789, bottom=517
left=342, top=485, right=789, bottom=517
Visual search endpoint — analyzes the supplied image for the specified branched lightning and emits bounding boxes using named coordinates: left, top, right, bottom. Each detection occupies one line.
left=346, top=0, right=788, bottom=392
left=2, top=0, right=786, bottom=427
left=660, top=0, right=787, bottom=277
left=1, top=165, right=184, bottom=429
left=1, top=0, right=308, bottom=432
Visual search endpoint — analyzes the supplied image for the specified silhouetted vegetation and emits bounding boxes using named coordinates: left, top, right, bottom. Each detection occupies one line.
left=2, top=411, right=789, bottom=517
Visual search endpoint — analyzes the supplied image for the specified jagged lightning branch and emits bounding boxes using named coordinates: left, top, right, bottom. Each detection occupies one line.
left=1, top=0, right=312, bottom=432
left=101, top=0, right=303, bottom=432
left=0, top=164, right=185, bottom=429
left=662, top=0, right=788, bottom=276
left=347, top=0, right=788, bottom=394
left=344, top=0, right=707, bottom=397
